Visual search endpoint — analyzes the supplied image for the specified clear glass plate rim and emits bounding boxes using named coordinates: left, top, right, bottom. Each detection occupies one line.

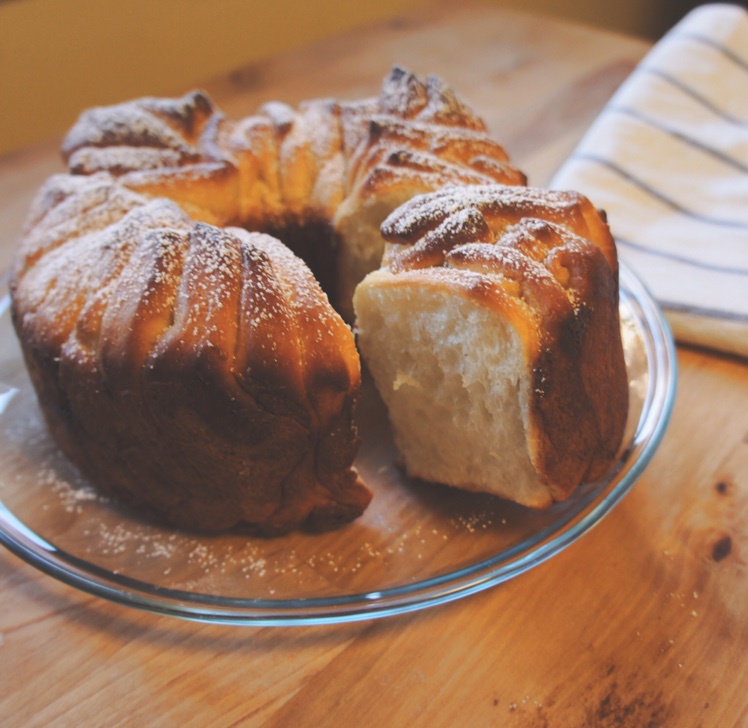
left=0, top=262, right=677, bottom=626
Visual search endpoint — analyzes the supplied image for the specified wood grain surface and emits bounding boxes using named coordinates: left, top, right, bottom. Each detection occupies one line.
left=0, top=2, right=746, bottom=726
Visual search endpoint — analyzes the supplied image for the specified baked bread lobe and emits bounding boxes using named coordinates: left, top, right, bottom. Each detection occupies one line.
left=353, top=184, right=629, bottom=507
left=11, top=173, right=369, bottom=534
left=11, top=68, right=527, bottom=533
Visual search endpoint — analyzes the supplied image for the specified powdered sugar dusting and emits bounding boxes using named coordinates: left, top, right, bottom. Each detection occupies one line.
left=62, top=91, right=214, bottom=168
left=382, top=184, right=584, bottom=241
left=380, top=183, right=614, bottom=316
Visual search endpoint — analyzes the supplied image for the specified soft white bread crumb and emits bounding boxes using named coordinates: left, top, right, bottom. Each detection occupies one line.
left=353, top=268, right=553, bottom=508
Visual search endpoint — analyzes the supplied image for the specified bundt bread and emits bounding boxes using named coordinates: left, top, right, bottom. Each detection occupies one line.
left=353, top=184, right=629, bottom=508
left=10, top=68, right=526, bottom=534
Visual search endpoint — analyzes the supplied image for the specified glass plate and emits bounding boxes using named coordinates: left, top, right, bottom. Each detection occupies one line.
left=0, top=263, right=676, bottom=626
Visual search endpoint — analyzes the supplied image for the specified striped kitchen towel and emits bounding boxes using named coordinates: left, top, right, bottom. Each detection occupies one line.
left=551, top=3, right=748, bottom=358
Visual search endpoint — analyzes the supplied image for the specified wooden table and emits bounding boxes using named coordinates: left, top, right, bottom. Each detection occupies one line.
left=1, top=2, right=746, bottom=725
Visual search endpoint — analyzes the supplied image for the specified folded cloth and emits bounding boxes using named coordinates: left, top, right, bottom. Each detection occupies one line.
left=551, top=3, right=748, bottom=358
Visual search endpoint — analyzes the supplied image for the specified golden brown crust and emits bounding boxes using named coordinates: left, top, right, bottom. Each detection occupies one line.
left=57, top=67, right=527, bottom=316
left=59, top=68, right=525, bottom=236
left=12, top=68, right=528, bottom=533
left=367, top=184, right=629, bottom=502
left=11, top=175, right=369, bottom=534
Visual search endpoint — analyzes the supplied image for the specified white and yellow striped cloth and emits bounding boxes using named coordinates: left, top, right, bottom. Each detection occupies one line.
left=552, top=3, right=748, bottom=358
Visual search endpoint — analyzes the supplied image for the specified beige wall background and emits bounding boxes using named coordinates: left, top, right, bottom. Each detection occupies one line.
left=0, top=0, right=702, bottom=157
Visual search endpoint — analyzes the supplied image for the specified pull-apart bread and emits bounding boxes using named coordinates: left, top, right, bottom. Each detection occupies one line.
left=353, top=185, right=629, bottom=508
left=10, top=68, right=531, bottom=534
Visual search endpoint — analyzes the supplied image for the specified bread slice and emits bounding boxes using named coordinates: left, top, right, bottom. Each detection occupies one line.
left=353, top=185, right=629, bottom=507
